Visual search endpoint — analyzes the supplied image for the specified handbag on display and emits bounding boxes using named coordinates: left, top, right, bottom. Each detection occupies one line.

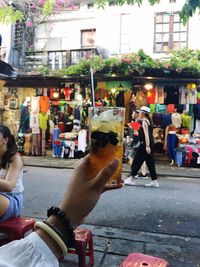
left=9, top=94, right=18, bottom=109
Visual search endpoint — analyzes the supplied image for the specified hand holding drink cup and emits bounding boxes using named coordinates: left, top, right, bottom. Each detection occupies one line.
left=88, top=107, right=125, bottom=187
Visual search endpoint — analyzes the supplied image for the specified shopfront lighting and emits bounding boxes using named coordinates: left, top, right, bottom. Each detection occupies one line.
left=26, top=96, right=31, bottom=102
left=111, top=88, right=116, bottom=94
left=144, top=83, right=153, bottom=90
left=53, top=91, right=59, bottom=99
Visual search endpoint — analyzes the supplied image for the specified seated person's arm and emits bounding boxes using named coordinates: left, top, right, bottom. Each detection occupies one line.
left=0, top=154, right=23, bottom=192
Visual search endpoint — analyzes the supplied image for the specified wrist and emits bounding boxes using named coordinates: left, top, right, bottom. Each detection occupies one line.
left=47, top=206, right=75, bottom=247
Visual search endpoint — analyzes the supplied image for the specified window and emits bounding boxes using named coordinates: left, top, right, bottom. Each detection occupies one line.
left=81, top=29, right=96, bottom=48
left=154, top=12, right=188, bottom=53
left=109, top=13, right=131, bottom=56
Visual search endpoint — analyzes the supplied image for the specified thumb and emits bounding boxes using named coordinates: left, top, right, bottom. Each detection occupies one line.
left=92, top=159, right=120, bottom=190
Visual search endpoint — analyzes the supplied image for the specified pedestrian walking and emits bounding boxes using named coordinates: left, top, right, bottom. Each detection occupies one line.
left=0, top=124, right=24, bottom=221
left=125, top=106, right=159, bottom=187
left=126, top=110, right=148, bottom=182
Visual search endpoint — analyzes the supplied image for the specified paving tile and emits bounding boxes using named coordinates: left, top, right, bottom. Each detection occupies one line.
left=99, top=254, right=125, bottom=267
left=108, top=238, right=144, bottom=255
left=94, top=236, right=109, bottom=252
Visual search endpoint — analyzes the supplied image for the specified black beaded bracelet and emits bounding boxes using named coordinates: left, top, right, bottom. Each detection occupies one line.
left=47, top=206, right=75, bottom=247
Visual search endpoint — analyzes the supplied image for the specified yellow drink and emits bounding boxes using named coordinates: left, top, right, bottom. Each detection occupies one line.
left=88, top=107, right=125, bottom=184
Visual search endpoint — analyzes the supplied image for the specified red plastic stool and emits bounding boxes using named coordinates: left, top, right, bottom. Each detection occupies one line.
left=0, top=217, right=35, bottom=246
left=60, top=227, right=94, bottom=267
left=120, top=253, right=170, bottom=267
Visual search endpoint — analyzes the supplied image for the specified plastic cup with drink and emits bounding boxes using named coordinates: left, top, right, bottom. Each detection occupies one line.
left=88, top=107, right=125, bottom=184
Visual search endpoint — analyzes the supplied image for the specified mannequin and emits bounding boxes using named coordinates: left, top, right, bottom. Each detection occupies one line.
left=166, top=125, right=178, bottom=166
left=171, top=109, right=182, bottom=129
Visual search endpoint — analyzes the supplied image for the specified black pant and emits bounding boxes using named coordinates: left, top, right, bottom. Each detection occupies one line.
left=131, top=145, right=157, bottom=180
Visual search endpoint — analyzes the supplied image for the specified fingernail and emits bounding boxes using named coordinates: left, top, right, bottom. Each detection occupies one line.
left=111, top=158, right=120, bottom=168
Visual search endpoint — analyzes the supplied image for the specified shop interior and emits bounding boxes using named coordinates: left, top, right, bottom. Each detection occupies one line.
left=0, top=78, right=200, bottom=168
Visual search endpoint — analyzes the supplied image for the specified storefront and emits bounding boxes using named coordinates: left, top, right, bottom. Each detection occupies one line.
left=0, top=76, right=90, bottom=158
left=120, top=79, right=200, bottom=168
left=1, top=73, right=200, bottom=167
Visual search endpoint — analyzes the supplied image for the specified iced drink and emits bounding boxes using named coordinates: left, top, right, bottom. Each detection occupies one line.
left=88, top=107, right=125, bottom=184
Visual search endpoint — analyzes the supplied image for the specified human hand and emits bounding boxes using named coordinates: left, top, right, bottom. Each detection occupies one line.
left=146, top=146, right=151, bottom=154
left=59, top=156, right=123, bottom=228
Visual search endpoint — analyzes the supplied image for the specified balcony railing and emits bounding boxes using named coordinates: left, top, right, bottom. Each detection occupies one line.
left=23, top=48, right=99, bottom=72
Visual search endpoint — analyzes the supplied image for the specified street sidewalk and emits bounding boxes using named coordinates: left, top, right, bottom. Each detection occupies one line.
left=22, top=155, right=200, bottom=179
left=59, top=223, right=200, bottom=267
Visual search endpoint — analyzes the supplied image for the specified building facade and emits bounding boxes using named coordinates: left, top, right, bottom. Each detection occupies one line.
left=31, top=0, right=200, bottom=68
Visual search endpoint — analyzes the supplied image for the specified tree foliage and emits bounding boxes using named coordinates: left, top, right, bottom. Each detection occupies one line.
left=0, top=6, right=24, bottom=24
left=94, top=0, right=200, bottom=24
left=54, top=48, right=200, bottom=78
left=0, top=0, right=199, bottom=25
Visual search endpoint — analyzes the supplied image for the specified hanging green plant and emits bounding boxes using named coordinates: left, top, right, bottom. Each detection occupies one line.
left=53, top=48, right=200, bottom=78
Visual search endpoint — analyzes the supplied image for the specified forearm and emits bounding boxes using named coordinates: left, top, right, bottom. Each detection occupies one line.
left=143, top=124, right=150, bottom=147
left=0, top=179, right=13, bottom=192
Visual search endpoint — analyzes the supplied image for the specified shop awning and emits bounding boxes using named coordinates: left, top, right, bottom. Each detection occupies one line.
left=2, top=73, right=200, bottom=88
left=0, top=60, right=14, bottom=76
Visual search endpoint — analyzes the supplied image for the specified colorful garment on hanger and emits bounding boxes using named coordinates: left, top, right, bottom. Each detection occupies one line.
left=135, top=91, right=147, bottom=108
left=63, top=87, right=73, bottom=101
left=187, top=89, right=197, bottom=104
left=175, top=150, right=183, bottom=167
left=181, top=113, right=192, bottom=129
left=39, top=112, right=48, bottom=130
left=78, top=129, right=87, bottom=153
left=156, top=104, right=166, bottom=113
left=155, top=86, right=164, bottom=104
left=19, top=104, right=30, bottom=133
left=161, top=114, right=172, bottom=129
left=152, top=113, right=162, bottom=126
left=167, top=104, right=175, bottom=113
left=31, top=97, right=40, bottom=113
left=39, top=96, right=50, bottom=113
left=179, top=86, right=187, bottom=104
left=30, top=113, right=39, bottom=129
left=194, top=104, right=200, bottom=120
left=149, top=104, right=156, bottom=113
left=95, top=88, right=109, bottom=101
left=146, top=88, right=156, bottom=104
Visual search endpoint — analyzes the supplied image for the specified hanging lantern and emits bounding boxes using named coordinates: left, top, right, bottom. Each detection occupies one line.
left=187, top=83, right=196, bottom=90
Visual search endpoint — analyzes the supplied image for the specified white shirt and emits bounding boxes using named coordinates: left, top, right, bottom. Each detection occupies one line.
left=0, top=232, right=58, bottom=267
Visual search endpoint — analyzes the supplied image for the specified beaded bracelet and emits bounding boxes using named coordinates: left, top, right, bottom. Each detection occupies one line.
left=47, top=206, right=75, bottom=247
left=34, top=222, right=68, bottom=255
